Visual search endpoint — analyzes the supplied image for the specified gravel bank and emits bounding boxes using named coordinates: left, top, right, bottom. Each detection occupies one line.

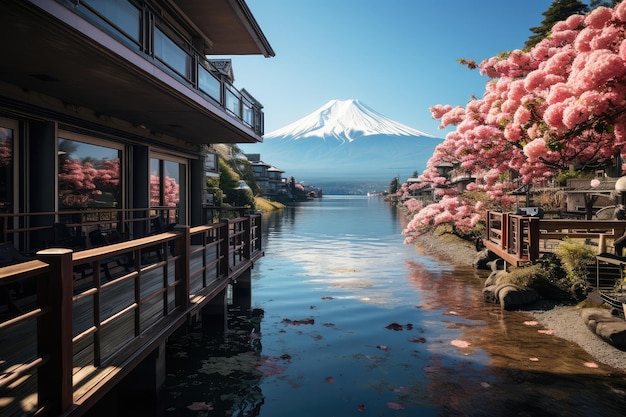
left=412, top=232, right=626, bottom=370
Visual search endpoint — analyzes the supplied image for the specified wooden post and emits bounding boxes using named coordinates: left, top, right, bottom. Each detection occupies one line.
left=243, top=216, right=251, bottom=260
left=528, top=217, right=540, bottom=261
left=502, top=213, right=509, bottom=251
left=219, top=219, right=230, bottom=279
left=36, top=248, right=74, bottom=414
left=174, top=225, right=190, bottom=311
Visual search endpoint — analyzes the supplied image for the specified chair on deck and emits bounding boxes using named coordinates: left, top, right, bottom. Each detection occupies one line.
left=145, top=216, right=177, bottom=261
left=87, top=228, right=131, bottom=280
left=51, top=222, right=86, bottom=250
left=0, top=242, right=35, bottom=315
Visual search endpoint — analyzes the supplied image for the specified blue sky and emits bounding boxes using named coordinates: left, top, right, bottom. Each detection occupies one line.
left=226, top=0, right=556, bottom=138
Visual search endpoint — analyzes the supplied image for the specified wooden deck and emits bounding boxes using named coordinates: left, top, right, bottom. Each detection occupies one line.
left=0, top=215, right=263, bottom=416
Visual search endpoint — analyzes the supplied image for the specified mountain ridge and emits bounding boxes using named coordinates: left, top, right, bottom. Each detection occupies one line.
left=240, top=99, right=443, bottom=193
left=264, top=99, right=436, bottom=144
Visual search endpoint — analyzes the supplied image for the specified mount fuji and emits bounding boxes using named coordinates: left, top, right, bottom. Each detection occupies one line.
left=239, top=99, right=443, bottom=194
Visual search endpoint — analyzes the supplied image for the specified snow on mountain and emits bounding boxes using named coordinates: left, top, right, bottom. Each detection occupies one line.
left=239, top=99, right=443, bottom=193
left=264, top=98, right=436, bottom=143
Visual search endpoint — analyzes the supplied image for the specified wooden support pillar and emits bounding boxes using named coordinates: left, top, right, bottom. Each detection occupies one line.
left=231, top=268, right=252, bottom=315
left=201, top=287, right=227, bottom=333
left=114, top=342, right=167, bottom=417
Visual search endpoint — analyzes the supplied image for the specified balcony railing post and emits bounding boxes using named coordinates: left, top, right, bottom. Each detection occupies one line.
left=35, top=248, right=74, bottom=414
left=174, top=225, right=190, bottom=310
left=253, top=214, right=262, bottom=254
left=219, top=219, right=230, bottom=278
left=502, top=213, right=509, bottom=251
left=243, top=216, right=251, bottom=260
left=528, top=217, right=541, bottom=261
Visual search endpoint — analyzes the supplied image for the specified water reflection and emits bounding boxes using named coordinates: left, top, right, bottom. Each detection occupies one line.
left=166, top=196, right=626, bottom=416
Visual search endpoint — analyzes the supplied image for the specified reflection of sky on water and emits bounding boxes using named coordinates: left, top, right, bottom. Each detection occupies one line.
left=166, top=196, right=626, bottom=417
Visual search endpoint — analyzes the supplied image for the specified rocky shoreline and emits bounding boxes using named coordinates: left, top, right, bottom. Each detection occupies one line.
left=412, top=232, right=626, bottom=371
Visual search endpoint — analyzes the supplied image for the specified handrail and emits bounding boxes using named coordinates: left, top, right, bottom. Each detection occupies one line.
left=0, top=214, right=262, bottom=416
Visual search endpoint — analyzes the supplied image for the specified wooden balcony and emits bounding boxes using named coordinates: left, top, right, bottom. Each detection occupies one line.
left=0, top=214, right=263, bottom=416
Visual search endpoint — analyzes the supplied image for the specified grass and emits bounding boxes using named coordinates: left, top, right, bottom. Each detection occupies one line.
left=254, top=197, right=285, bottom=212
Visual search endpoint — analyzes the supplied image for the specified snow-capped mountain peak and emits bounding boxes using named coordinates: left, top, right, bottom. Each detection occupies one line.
left=264, top=99, right=435, bottom=143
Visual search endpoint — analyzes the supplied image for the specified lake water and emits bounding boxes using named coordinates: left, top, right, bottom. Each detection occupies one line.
left=166, top=195, right=626, bottom=417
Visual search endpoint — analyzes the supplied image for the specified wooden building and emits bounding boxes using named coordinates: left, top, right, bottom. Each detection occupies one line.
left=0, top=1, right=273, bottom=415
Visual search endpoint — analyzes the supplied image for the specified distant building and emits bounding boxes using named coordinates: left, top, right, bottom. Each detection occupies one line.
left=245, top=154, right=286, bottom=198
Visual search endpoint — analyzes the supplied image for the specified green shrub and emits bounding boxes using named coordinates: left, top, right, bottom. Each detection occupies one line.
left=552, top=238, right=595, bottom=300
left=498, top=264, right=547, bottom=288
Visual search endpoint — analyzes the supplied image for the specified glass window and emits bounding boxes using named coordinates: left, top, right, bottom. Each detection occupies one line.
left=198, top=65, right=221, bottom=101
left=225, top=88, right=240, bottom=116
left=154, top=27, right=190, bottom=79
left=243, top=102, right=253, bottom=126
left=58, top=139, right=121, bottom=209
left=204, top=153, right=218, bottom=173
left=0, top=122, right=14, bottom=212
left=81, top=0, right=141, bottom=44
left=150, top=157, right=185, bottom=223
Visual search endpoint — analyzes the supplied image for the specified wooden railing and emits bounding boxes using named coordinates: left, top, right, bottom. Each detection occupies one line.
left=0, top=215, right=262, bottom=416
left=484, top=211, right=626, bottom=265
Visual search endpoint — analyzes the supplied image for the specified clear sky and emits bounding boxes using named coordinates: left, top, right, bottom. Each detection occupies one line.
left=224, top=0, right=557, bottom=138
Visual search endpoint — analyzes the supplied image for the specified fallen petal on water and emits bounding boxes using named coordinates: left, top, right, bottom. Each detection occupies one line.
left=538, top=329, right=555, bottom=335
left=357, top=404, right=366, bottom=412
left=187, top=402, right=213, bottom=411
left=523, top=320, right=539, bottom=326
left=480, top=382, right=491, bottom=388
left=325, top=376, right=335, bottom=384
left=376, top=344, right=391, bottom=351
left=386, top=401, right=405, bottom=410
left=450, top=339, right=471, bottom=348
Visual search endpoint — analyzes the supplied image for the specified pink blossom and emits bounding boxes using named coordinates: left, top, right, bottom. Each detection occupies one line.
left=523, top=139, right=548, bottom=161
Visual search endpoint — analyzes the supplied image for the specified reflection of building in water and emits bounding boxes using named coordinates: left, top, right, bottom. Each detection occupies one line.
left=166, top=305, right=267, bottom=416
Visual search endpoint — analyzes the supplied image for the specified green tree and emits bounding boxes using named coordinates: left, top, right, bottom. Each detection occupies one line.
left=524, top=0, right=588, bottom=50
left=389, top=176, right=399, bottom=194
left=218, top=158, right=255, bottom=208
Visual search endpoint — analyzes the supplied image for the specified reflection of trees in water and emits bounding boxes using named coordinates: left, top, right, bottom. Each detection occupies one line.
left=165, top=307, right=266, bottom=416
left=404, top=260, right=626, bottom=416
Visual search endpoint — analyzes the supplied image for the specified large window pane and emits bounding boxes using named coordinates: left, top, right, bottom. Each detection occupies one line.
left=154, top=27, right=190, bottom=79
left=198, top=65, right=221, bottom=101
left=225, top=88, right=240, bottom=116
left=0, top=125, right=13, bottom=211
left=150, top=157, right=183, bottom=223
left=58, top=139, right=121, bottom=209
left=82, top=0, right=141, bottom=43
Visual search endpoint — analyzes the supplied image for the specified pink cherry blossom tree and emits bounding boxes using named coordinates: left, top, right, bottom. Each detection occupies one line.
left=403, top=3, right=626, bottom=242
left=58, top=158, right=120, bottom=208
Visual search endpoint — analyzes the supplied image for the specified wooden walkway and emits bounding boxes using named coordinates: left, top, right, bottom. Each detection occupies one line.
left=0, top=215, right=263, bottom=416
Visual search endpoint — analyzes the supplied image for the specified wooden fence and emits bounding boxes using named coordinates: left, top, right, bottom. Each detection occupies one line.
left=0, top=215, right=262, bottom=416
